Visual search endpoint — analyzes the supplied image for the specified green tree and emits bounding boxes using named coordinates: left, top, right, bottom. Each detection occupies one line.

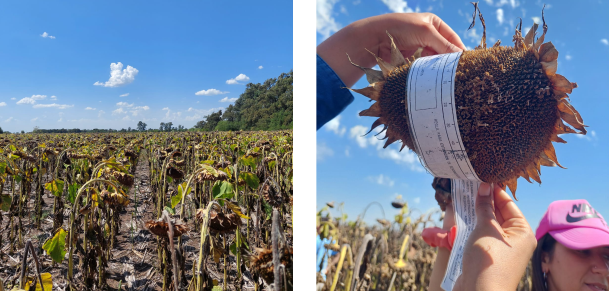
left=192, top=70, right=292, bottom=131
left=222, top=104, right=239, bottom=122
left=193, top=120, right=206, bottom=129
left=137, top=121, right=147, bottom=131
left=201, top=110, right=222, bottom=131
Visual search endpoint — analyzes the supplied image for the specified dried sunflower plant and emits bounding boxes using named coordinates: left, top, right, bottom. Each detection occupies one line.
left=0, top=130, right=293, bottom=291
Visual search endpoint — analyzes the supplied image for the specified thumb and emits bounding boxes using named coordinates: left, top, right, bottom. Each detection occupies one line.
left=475, top=182, right=496, bottom=224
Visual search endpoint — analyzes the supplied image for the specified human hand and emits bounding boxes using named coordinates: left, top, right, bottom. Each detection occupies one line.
left=317, top=13, right=466, bottom=87
left=428, top=200, right=457, bottom=291
left=454, top=183, right=537, bottom=291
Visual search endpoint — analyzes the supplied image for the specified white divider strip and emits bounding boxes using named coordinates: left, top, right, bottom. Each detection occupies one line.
left=441, top=180, right=480, bottom=291
left=405, top=52, right=482, bottom=291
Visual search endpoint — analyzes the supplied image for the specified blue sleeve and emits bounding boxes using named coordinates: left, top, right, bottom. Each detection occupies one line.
left=317, top=55, right=355, bottom=130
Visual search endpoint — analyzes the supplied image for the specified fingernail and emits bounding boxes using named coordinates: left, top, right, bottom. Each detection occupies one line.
left=479, top=183, right=491, bottom=196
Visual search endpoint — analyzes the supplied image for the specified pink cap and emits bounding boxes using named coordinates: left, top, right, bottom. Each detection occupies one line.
left=535, top=199, right=609, bottom=250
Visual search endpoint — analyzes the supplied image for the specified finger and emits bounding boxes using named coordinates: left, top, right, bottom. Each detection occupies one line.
left=429, top=14, right=467, bottom=51
left=420, top=47, right=437, bottom=58
left=421, top=25, right=464, bottom=55
left=475, top=182, right=496, bottom=224
left=493, top=184, right=506, bottom=225
left=453, top=274, right=464, bottom=291
left=493, top=184, right=526, bottom=222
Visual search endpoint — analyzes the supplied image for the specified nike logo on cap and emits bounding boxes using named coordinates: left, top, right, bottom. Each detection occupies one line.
left=566, top=212, right=601, bottom=223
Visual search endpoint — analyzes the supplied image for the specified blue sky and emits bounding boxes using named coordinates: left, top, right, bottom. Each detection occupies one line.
left=317, top=0, right=609, bottom=228
left=0, top=1, right=293, bottom=132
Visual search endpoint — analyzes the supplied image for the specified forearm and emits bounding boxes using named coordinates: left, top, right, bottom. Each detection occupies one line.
left=317, top=16, right=384, bottom=87
left=428, top=204, right=456, bottom=291
left=428, top=247, right=451, bottom=291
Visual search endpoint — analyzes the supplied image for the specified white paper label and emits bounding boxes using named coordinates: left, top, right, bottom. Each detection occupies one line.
left=405, top=52, right=482, bottom=291
left=440, top=180, right=480, bottom=291
left=406, top=52, right=481, bottom=182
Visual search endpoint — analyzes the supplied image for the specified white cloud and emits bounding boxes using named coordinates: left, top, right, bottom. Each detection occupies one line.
left=10, top=97, right=16, bottom=100
left=57, top=112, right=64, bottom=122
left=368, top=174, right=395, bottom=187
left=33, top=103, right=74, bottom=109
left=413, top=197, right=421, bottom=204
left=17, top=95, right=47, bottom=105
left=575, top=130, right=597, bottom=142
left=195, top=89, right=228, bottom=96
left=497, top=9, right=504, bottom=25
left=41, top=32, right=55, bottom=39
left=0, top=102, right=6, bottom=107
left=130, top=105, right=150, bottom=116
left=380, top=0, right=415, bottom=13
left=98, top=110, right=105, bottom=118
left=162, top=107, right=170, bottom=111
left=317, top=0, right=341, bottom=40
left=258, top=66, right=263, bottom=69
left=116, top=102, right=134, bottom=107
left=120, top=93, right=129, bottom=97
left=85, top=107, right=96, bottom=110
left=112, top=108, right=126, bottom=115
left=345, top=147, right=350, bottom=157
left=464, top=28, right=481, bottom=43
left=340, top=4, right=348, bottom=14
left=184, top=107, right=224, bottom=121
left=565, top=54, right=572, bottom=61
left=50, top=95, right=57, bottom=100
left=602, top=39, right=609, bottom=46
left=113, top=104, right=149, bottom=118
left=350, top=125, right=424, bottom=171
left=325, top=115, right=346, bottom=137
left=94, top=62, right=139, bottom=87
left=226, top=74, right=250, bottom=85
left=31, top=117, right=38, bottom=122
left=161, top=107, right=184, bottom=121
left=485, top=0, right=518, bottom=8
left=219, top=97, right=238, bottom=103
left=317, top=142, right=334, bottom=161
left=5, top=117, right=13, bottom=122
left=531, top=16, right=541, bottom=24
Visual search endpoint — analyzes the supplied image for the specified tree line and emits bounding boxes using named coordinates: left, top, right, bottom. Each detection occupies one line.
left=1, top=70, right=292, bottom=134
left=193, top=70, right=293, bottom=131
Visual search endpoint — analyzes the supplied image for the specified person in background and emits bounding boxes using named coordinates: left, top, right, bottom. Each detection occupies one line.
left=316, top=13, right=466, bottom=129
left=531, top=199, right=609, bottom=291
left=316, top=222, right=339, bottom=280
left=426, top=189, right=609, bottom=291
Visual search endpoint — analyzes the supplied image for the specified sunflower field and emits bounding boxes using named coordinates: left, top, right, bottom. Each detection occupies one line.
left=0, top=130, right=293, bottom=291
left=315, top=198, right=534, bottom=291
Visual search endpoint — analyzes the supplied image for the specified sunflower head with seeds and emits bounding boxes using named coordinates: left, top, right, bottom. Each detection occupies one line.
left=352, top=5, right=586, bottom=199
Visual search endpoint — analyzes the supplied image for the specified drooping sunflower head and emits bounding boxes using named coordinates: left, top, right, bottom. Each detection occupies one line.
left=351, top=5, right=586, bottom=198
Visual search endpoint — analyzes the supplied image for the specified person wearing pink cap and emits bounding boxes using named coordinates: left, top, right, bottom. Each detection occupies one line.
left=531, top=199, right=609, bottom=291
